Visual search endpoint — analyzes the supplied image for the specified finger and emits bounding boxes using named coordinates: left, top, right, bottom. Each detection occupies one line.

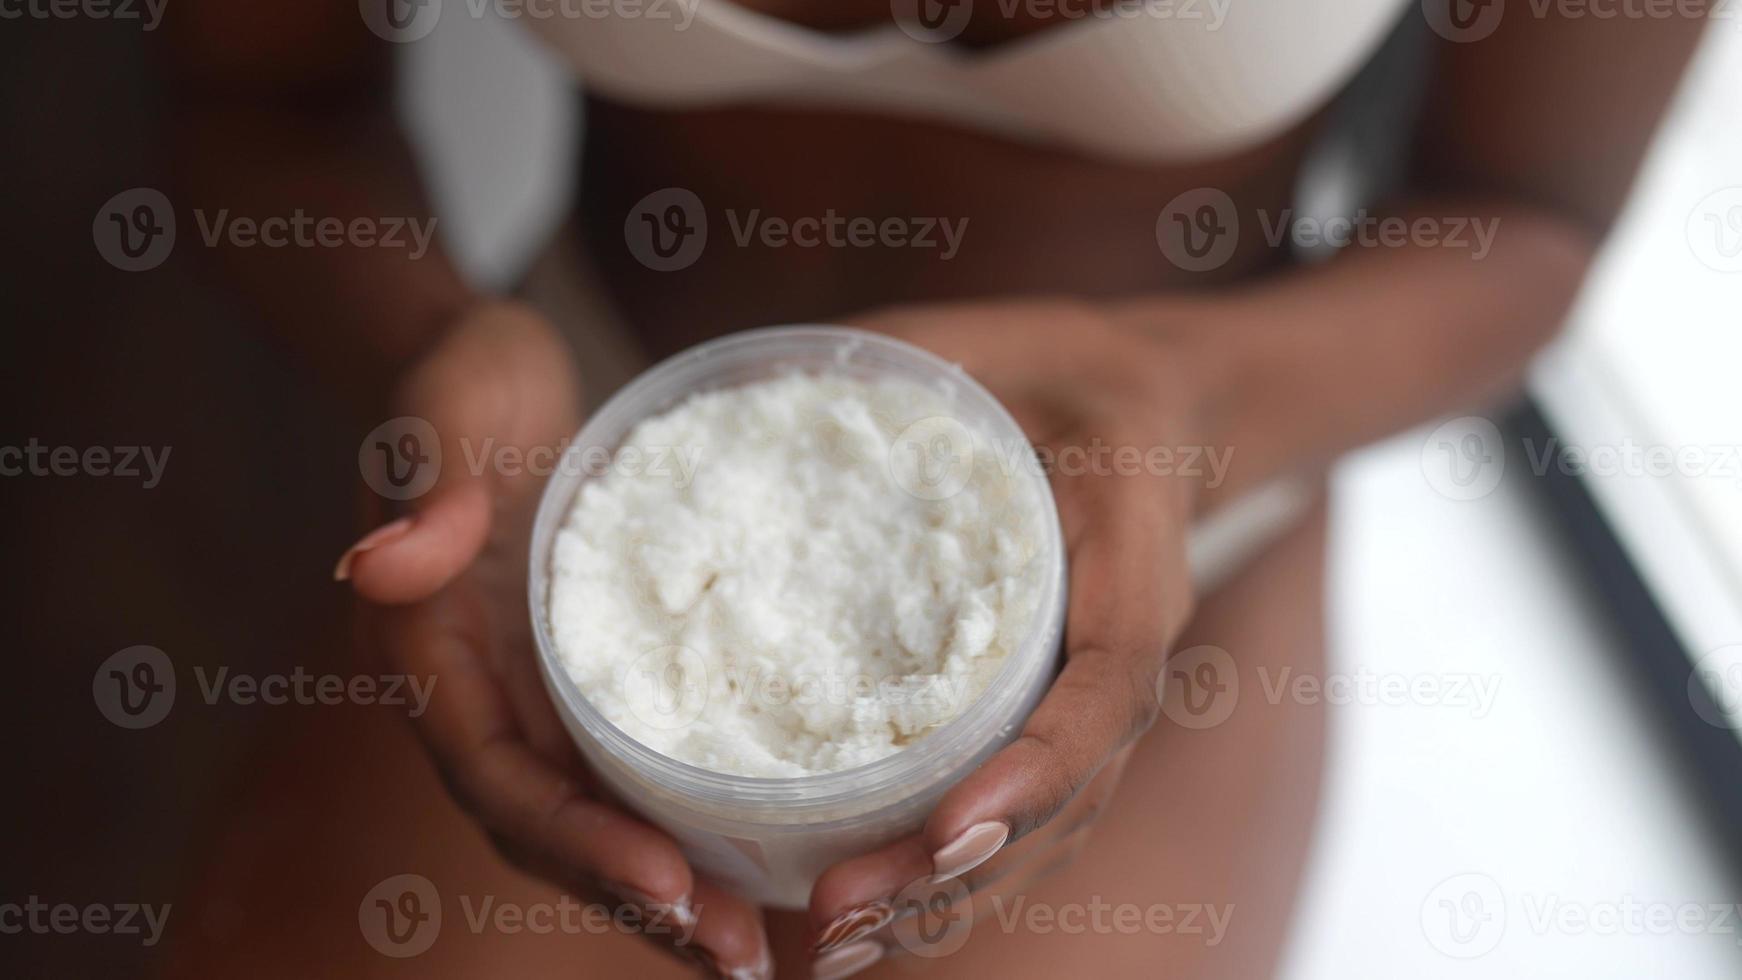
left=920, top=471, right=1189, bottom=879
left=338, top=479, right=492, bottom=603
left=448, top=728, right=698, bottom=911
left=807, top=836, right=930, bottom=951
left=338, top=303, right=578, bottom=602
left=673, top=878, right=772, bottom=980
left=807, top=740, right=1135, bottom=954
left=375, top=594, right=696, bottom=906
left=484, top=837, right=766, bottom=979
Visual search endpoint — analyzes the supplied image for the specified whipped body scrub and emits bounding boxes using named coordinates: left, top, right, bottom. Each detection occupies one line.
left=530, top=327, right=1065, bottom=907
left=547, top=372, right=1045, bottom=778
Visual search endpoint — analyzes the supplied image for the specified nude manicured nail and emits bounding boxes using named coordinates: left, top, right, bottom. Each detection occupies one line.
left=723, top=946, right=772, bottom=980
left=332, top=517, right=413, bottom=581
left=930, top=820, right=1009, bottom=881
left=812, top=940, right=883, bottom=980
left=677, top=942, right=768, bottom=980
left=676, top=943, right=724, bottom=978
left=812, top=899, right=894, bottom=953
left=602, top=882, right=696, bottom=936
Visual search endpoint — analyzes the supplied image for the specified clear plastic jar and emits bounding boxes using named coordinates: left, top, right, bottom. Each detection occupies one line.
left=528, top=326, right=1066, bottom=909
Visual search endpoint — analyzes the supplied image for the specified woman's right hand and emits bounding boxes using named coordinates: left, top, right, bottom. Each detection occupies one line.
left=336, top=301, right=770, bottom=979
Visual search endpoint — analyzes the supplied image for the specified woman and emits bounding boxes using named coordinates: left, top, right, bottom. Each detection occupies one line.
left=161, top=2, right=1706, bottom=978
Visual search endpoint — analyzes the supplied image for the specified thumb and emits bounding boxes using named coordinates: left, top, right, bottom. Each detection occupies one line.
left=336, top=303, right=577, bottom=603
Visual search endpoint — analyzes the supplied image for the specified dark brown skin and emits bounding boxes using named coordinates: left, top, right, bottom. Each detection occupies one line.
left=162, top=2, right=1709, bottom=978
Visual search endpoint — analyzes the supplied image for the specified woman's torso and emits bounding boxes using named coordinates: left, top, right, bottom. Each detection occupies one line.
left=555, top=0, right=1414, bottom=355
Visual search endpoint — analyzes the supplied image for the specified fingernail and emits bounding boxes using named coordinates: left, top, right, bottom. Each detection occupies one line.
left=722, top=946, right=772, bottom=980
left=600, top=879, right=660, bottom=908
left=812, top=899, right=894, bottom=953
left=601, top=881, right=696, bottom=934
left=812, top=940, right=883, bottom=980
left=333, top=517, right=413, bottom=581
left=930, top=820, right=1009, bottom=881
left=676, top=943, right=768, bottom=980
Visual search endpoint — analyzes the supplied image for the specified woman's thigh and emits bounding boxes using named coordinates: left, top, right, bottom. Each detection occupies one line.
left=164, top=502, right=1328, bottom=980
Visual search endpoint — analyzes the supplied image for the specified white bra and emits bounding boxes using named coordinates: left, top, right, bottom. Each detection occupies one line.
left=525, top=0, right=1411, bottom=161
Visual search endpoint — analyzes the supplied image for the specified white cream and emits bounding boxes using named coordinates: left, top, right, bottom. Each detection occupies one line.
left=546, top=371, right=1048, bottom=777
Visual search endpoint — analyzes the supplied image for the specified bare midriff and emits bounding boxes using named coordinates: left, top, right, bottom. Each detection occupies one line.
left=575, top=0, right=1326, bottom=356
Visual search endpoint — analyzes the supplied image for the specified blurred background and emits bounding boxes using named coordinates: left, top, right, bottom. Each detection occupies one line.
left=4, top=5, right=1741, bottom=978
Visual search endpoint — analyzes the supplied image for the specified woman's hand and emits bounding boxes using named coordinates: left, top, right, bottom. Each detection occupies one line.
left=807, top=300, right=1208, bottom=976
left=336, top=301, right=771, bottom=979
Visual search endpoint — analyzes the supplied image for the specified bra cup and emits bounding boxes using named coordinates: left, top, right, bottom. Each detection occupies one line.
left=521, top=0, right=1412, bottom=161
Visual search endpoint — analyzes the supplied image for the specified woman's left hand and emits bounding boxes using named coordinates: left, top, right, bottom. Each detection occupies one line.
left=807, top=299, right=1211, bottom=973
